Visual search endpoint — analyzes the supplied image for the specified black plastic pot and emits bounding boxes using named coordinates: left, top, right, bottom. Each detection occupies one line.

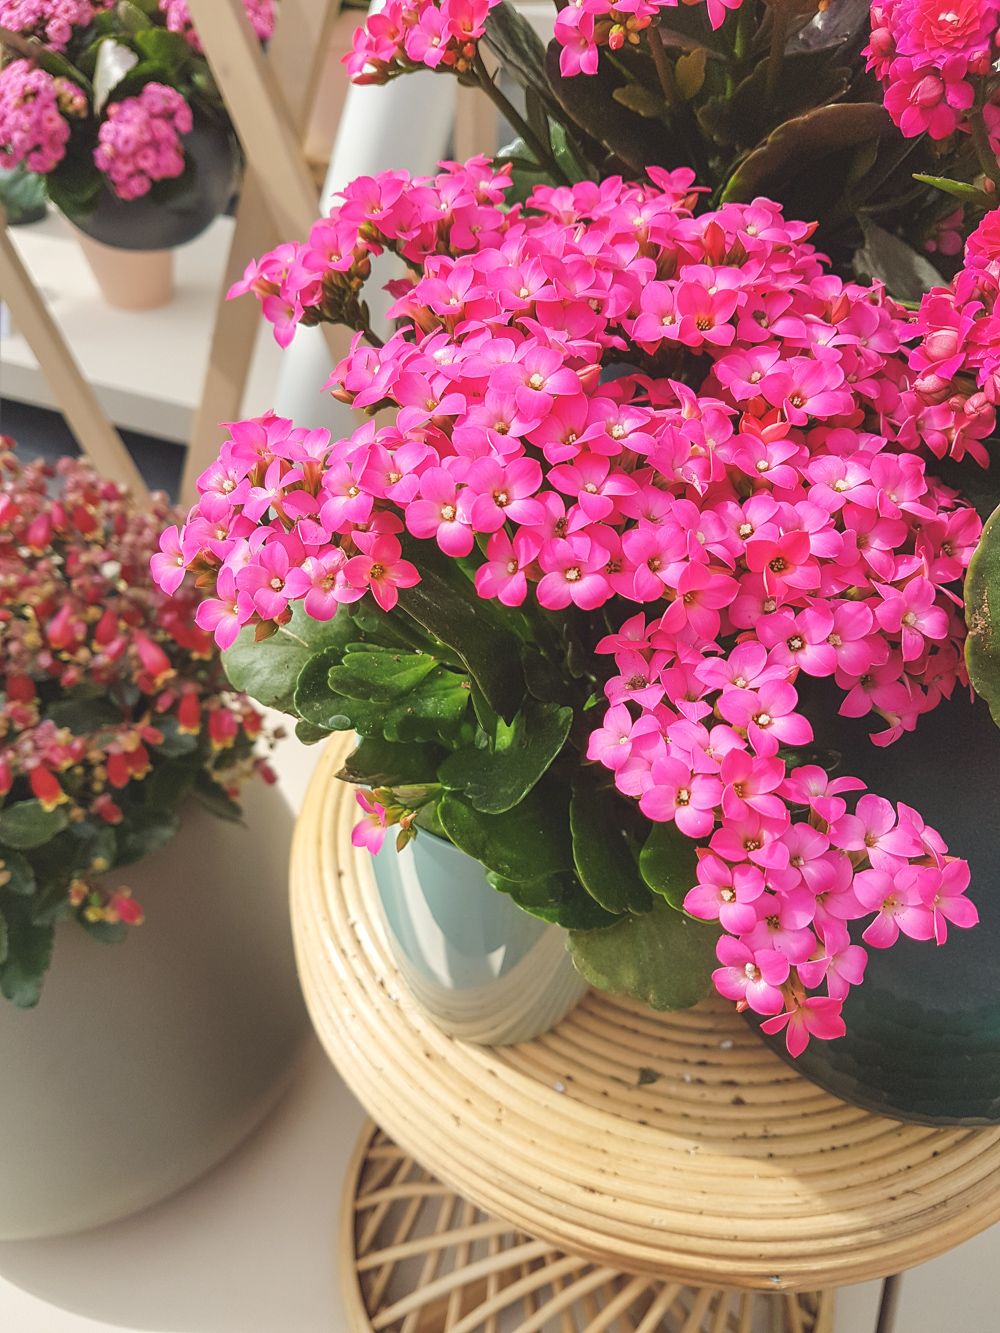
left=745, top=679, right=1000, bottom=1125
left=67, top=119, right=240, bottom=251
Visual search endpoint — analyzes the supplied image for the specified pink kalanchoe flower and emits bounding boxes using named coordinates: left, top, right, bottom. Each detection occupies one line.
left=283, top=549, right=348, bottom=620
left=712, top=936, right=789, bottom=1016
left=684, top=853, right=764, bottom=934
left=475, top=529, right=541, bottom=606
left=352, top=789, right=389, bottom=854
left=150, top=525, right=188, bottom=597
left=797, top=921, right=867, bottom=1001
left=853, top=865, right=934, bottom=947
left=536, top=534, right=611, bottom=610
left=760, top=996, right=846, bottom=1057
left=916, top=860, right=979, bottom=945
left=194, top=566, right=250, bottom=650
left=406, top=466, right=474, bottom=556
left=341, top=533, right=419, bottom=612
left=829, top=794, right=923, bottom=871
left=638, top=755, right=722, bottom=837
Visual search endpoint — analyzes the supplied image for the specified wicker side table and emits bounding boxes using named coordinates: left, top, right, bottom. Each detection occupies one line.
left=293, top=737, right=1000, bottom=1296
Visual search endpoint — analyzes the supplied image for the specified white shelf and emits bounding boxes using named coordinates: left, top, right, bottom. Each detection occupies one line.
left=0, top=210, right=283, bottom=444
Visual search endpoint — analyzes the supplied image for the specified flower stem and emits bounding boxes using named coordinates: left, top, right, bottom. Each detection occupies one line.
left=472, top=50, right=569, bottom=184
left=646, top=24, right=681, bottom=109
left=764, top=0, right=789, bottom=107
left=968, top=106, right=1000, bottom=201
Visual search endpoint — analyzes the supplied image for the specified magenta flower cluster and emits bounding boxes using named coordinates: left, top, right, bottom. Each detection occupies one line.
left=93, top=82, right=192, bottom=201
left=0, top=0, right=106, bottom=51
left=909, top=211, right=1000, bottom=434
left=157, top=162, right=983, bottom=1053
left=158, top=0, right=274, bottom=53
left=0, top=59, right=83, bottom=173
left=866, top=0, right=1000, bottom=144
left=343, top=0, right=740, bottom=83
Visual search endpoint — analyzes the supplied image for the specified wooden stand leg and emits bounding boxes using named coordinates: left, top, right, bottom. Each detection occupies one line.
left=0, top=216, right=148, bottom=498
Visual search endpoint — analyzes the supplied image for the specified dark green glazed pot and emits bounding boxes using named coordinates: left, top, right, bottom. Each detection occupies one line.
left=745, top=681, right=1000, bottom=1126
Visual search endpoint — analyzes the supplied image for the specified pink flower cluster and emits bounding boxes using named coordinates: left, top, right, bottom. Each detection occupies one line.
left=554, top=0, right=741, bottom=77
left=162, top=164, right=984, bottom=1052
left=93, top=82, right=192, bottom=200
left=344, top=0, right=495, bottom=82
left=907, top=211, right=1000, bottom=435
left=343, top=0, right=741, bottom=83
left=866, top=0, right=1000, bottom=143
left=0, top=59, right=83, bottom=173
left=158, top=0, right=274, bottom=53
left=0, top=0, right=105, bottom=50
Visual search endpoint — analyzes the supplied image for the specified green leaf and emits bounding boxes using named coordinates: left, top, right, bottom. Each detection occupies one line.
left=191, top=771, right=243, bottom=824
left=151, top=713, right=200, bottom=758
left=0, top=849, right=34, bottom=896
left=674, top=47, right=707, bottom=100
left=612, top=82, right=666, bottom=118
left=338, top=736, right=445, bottom=787
left=570, top=770, right=652, bottom=914
left=639, top=821, right=701, bottom=910
left=490, top=869, right=620, bottom=930
left=133, top=26, right=194, bottom=66
left=965, top=502, right=1000, bottom=726
left=46, top=694, right=122, bottom=735
left=721, top=102, right=893, bottom=204
left=295, top=718, right=333, bottom=745
left=438, top=698, right=572, bottom=814
left=0, top=800, right=68, bottom=850
left=79, top=917, right=127, bottom=944
left=549, top=120, right=596, bottom=185
left=913, top=174, right=992, bottom=206
left=853, top=221, right=944, bottom=304
left=483, top=1, right=565, bottom=125
left=569, top=897, right=720, bottom=1011
left=142, top=756, right=199, bottom=811
left=222, top=603, right=356, bottom=710
left=438, top=784, right=574, bottom=882
left=114, top=807, right=179, bottom=867
left=328, top=650, right=438, bottom=702
left=0, top=894, right=54, bottom=1008
left=396, top=538, right=524, bottom=723
left=382, top=668, right=471, bottom=744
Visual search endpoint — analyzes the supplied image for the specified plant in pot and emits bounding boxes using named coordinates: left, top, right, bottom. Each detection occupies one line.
left=0, top=0, right=275, bottom=308
left=154, top=0, right=1000, bottom=1125
left=0, top=440, right=307, bottom=1239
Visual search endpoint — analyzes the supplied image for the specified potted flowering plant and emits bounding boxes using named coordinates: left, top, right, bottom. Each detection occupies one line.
left=154, top=0, right=1000, bottom=1125
left=0, top=0, right=274, bottom=304
left=0, top=441, right=307, bottom=1239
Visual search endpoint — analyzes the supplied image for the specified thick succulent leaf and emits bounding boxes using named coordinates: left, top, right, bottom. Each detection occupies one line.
left=853, top=221, right=943, bottom=303
left=570, top=770, right=653, bottom=914
left=114, top=807, right=181, bottom=866
left=912, top=174, right=993, bottom=206
left=338, top=736, right=445, bottom=788
left=222, top=603, right=356, bottom=711
left=438, top=783, right=574, bottom=882
left=295, top=719, right=333, bottom=746
left=483, top=0, right=564, bottom=123
left=569, top=897, right=720, bottom=1011
left=965, top=502, right=1000, bottom=727
left=437, top=697, right=572, bottom=814
left=489, top=869, right=621, bottom=931
left=639, top=821, right=701, bottom=910
left=697, top=50, right=849, bottom=152
left=396, top=539, right=524, bottom=723
left=328, top=650, right=438, bottom=703
left=720, top=102, right=892, bottom=204
left=0, top=894, right=53, bottom=1008
left=544, top=41, right=678, bottom=174
left=381, top=668, right=472, bottom=744
left=0, top=848, right=35, bottom=897
left=0, top=800, right=68, bottom=851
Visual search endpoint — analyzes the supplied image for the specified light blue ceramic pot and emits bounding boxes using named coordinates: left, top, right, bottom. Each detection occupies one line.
left=371, top=833, right=588, bottom=1045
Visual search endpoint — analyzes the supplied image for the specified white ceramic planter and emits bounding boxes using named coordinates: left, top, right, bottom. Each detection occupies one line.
left=0, top=779, right=309, bottom=1239
left=371, top=833, right=588, bottom=1045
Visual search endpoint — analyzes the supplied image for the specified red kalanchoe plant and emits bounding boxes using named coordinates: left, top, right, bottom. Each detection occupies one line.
left=0, top=441, right=274, bottom=1008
